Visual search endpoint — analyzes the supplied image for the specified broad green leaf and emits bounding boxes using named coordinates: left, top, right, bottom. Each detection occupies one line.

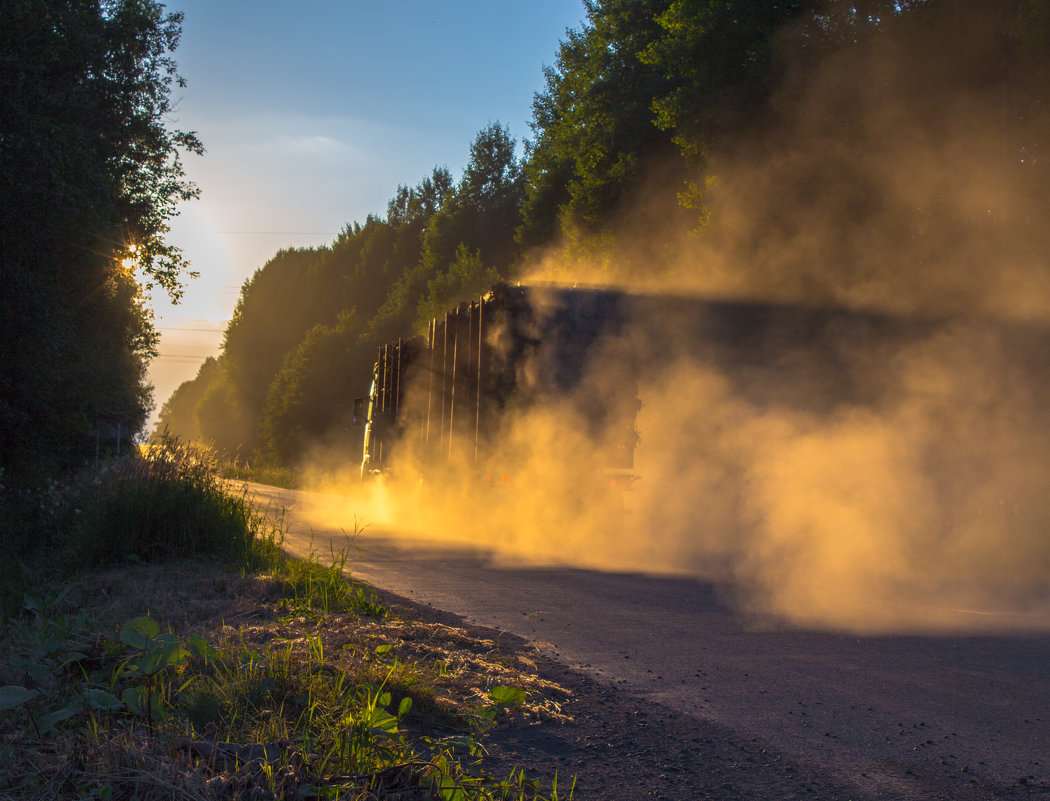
left=82, top=688, right=124, bottom=713
left=120, top=617, right=159, bottom=649
left=122, top=687, right=143, bottom=716
left=487, top=685, right=526, bottom=708
left=121, top=687, right=165, bottom=721
left=434, top=735, right=475, bottom=755
left=40, top=705, right=78, bottom=733
left=367, top=707, right=399, bottom=736
left=186, top=634, right=217, bottom=660
left=374, top=644, right=392, bottom=657
left=439, top=774, right=467, bottom=801
left=9, top=656, right=51, bottom=684
left=150, top=693, right=168, bottom=722
left=138, top=641, right=187, bottom=675
left=0, top=686, right=38, bottom=711
left=397, top=697, right=413, bottom=718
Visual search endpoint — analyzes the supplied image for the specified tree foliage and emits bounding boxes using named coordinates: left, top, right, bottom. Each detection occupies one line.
left=1, top=0, right=201, bottom=481
left=160, top=125, right=525, bottom=463
left=519, top=0, right=680, bottom=246
left=158, top=0, right=1050, bottom=468
left=260, top=312, right=372, bottom=465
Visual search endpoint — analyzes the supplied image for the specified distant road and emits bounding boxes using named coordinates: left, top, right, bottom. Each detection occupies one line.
left=246, top=482, right=1050, bottom=800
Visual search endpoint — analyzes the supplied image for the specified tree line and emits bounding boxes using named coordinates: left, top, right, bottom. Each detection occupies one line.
left=158, top=0, right=1050, bottom=467
left=5, top=0, right=1046, bottom=481
left=1, top=0, right=200, bottom=485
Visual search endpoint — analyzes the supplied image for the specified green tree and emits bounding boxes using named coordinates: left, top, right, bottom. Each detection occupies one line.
left=367, top=129, right=523, bottom=346
left=261, top=311, right=373, bottom=465
left=639, top=0, right=806, bottom=204
left=416, top=245, right=499, bottom=326
left=0, top=0, right=201, bottom=481
left=195, top=369, right=252, bottom=458
left=155, top=356, right=224, bottom=442
left=519, top=0, right=679, bottom=246
left=220, top=247, right=330, bottom=451
left=420, top=124, right=523, bottom=279
left=215, top=165, right=459, bottom=460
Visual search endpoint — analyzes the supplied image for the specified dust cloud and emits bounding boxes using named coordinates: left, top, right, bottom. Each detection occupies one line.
left=299, top=5, right=1050, bottom=634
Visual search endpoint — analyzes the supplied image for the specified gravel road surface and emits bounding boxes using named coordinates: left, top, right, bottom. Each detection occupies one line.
left=248, top=483, right=1050, bottom=800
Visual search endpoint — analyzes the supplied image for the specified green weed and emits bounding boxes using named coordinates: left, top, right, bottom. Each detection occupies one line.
left=1, top=589, right=568, bottom=801
left=267, top=532, right=388, bottom=619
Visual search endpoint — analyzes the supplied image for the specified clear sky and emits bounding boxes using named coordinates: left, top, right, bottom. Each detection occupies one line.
left=148, top=0, right=587, bottom=423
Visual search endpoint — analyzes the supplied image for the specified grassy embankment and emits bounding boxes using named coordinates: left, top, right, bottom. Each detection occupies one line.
left=216, top=459, right=302, bottom=490
left=0, top=437, right=573, bottom=800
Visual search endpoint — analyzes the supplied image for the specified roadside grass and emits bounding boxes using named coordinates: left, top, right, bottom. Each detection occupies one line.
left=267, top=532, right=391, bottom=619
left=4, top=435, right=277, bottom=585
left=0, top=437, right=573, bottom=800
left=1, top=435, right=267, bottom=620
left=218, top=459, right=302, bottom=490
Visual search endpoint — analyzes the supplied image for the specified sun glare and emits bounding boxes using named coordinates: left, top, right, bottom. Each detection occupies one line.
left=121, top=243, right=138, bottom=272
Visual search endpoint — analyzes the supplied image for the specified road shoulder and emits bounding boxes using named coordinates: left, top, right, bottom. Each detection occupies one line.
left=366, top=583, right=884, bottom=801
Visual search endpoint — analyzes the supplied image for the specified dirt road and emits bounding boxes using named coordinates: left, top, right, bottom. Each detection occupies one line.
left=248, top=483, right=1050, bottom=800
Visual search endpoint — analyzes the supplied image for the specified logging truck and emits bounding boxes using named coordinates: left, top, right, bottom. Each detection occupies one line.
left=358, top=283, right=639, bottom=483
left=357, top=282, right=1028, bottom=485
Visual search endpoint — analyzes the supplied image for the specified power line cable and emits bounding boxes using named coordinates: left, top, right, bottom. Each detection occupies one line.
left=157, top=326, right=225, bottom=332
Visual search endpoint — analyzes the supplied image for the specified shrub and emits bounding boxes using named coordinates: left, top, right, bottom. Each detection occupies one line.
left=52, top=435, right=279, bottom=572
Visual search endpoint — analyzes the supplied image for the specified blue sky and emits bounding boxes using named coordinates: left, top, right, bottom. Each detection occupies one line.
left=149, top=0, right=587, bottom=419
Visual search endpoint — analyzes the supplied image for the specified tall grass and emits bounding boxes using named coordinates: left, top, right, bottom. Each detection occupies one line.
left=53, top=434, right=273, bottom=570
left=0, top=435, right=283, bottom=619
left=266, top=534, right=388, bottom=617
left=0, top=564, right=567, bottom=801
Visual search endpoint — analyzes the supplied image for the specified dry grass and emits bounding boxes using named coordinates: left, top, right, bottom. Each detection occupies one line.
left=1, top=559, right=573, bottom=800
left=1, top=726, right=212, bottom=801
left=230, top=613, right=574, bottom=727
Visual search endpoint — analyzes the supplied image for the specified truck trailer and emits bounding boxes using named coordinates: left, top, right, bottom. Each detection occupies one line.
left=357, top=282, right=992, bottom=485
left=359, top=283, right=638, bottom=482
